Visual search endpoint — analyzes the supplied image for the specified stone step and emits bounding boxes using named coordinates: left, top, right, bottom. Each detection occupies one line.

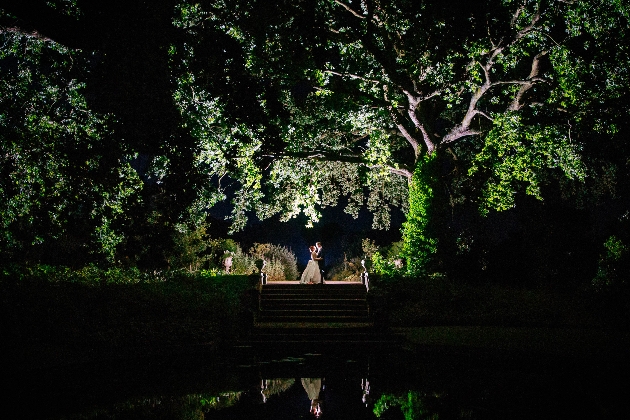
left=260, top=289, right=367, bottom=297
left=260, top=302, right=367, bottom=310
left=261, top=288, right=366, bottom=294
left=252, top=322, right=375, bottom=329
left=261, top=294, right=366, bottom=301
left=261, top=295, right=367, bottom=300
left=261, top=284, right=367, bottom=293
left=261, top=306, right=369, bottom=316
left=258, top=304, right=370, bottom=315
left=260, top=298, right=367, bottom=305
left=261, top=289, right=366, bottom=297
left=262, top=282, right=365, bottom=288
left=262, top=282, right=365, bottom=287
left=253, top=326, right=376, bottom=334
left=260, top=285, right=366, bottom=294
left=261, top=297, right=366, bottom=302
left=255, top=282, right=371, bottom=327
left=256, top=316, right=372, bottom=324
left=258, top=307, right=369, bottom=314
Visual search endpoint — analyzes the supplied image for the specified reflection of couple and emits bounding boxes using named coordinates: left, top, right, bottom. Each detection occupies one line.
left=301, top=378, right=323, bottom=417
left=300, top=242, right=324, bottom=284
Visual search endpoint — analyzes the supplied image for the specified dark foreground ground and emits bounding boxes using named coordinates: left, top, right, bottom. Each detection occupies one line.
left=3, top=275, right=630, bottom=419
left=2, top=274, right=629, bottom=373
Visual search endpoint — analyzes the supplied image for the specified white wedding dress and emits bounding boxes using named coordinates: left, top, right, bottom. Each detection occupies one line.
left=300, top=252, right=322, bottom=284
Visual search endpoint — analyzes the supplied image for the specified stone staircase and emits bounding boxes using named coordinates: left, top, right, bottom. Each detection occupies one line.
left=232, top=282, right=401, bottom=358
left=255, top=282, right=371, bottom=327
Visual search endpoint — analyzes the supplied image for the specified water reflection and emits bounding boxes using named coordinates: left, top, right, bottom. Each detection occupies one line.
left=301, top=378, right=323, bottom=417
left=361, top=378, right=371, bottom=406
left=11, top=347, right=629, bottom=419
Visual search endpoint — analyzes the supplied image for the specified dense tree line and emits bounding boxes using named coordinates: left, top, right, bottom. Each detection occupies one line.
left=1, top=1, right=628, bottom=289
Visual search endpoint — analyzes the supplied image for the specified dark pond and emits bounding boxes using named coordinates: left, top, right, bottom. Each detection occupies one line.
left=9, top=340, right=629, bottom=420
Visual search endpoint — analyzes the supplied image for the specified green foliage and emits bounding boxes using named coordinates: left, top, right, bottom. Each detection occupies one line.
left=171, top=66, right=261, bottom=232
left=469, top=113, right=586, bottom=215
left=45, top=0, right=82, bottom=18
left=157, top=233, right=302, bottom=279
left=168, top=0, right=412, bottom=231
left=592, top=235, right=629, bottom=292
left=361, top=238, right=379, bottom=260
left=371, top=251, right=392, bottom=275
left=401, top=154, right=439, bottom=276
left=0, top=31, right=142, bottom=263
left=3, top=0, right=630, bottom=283
left=168, top=224, right=211, bottom=272
left=31, top=389, right=247, bottom=418
left=329, top=256, right=364, bottom=282
left=370, top=241, right=404, bottom=275
left=371, top=251, right=401, bottom=276
left=327, top=237, right=403, bottom=280
left=248, top=243, right=299, bottom=281
left=229, top=246, right=258, bottom=276
left=552, top=0, right=630, bottom=115
left=374, top=391, right=430, bottom=420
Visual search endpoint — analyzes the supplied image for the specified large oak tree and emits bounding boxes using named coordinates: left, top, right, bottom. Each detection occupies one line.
left=2, top=0, right=628, bottom=275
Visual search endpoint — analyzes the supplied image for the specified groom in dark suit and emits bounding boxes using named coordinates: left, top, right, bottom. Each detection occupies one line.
left=315, top=242, right=325, bottom=282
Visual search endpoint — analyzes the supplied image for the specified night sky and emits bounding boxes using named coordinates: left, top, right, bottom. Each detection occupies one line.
left=208, top=199, right=406, bottom=270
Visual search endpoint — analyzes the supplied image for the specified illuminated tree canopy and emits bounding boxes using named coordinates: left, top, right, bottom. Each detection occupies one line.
left=1, top=0, right=629, bottom=269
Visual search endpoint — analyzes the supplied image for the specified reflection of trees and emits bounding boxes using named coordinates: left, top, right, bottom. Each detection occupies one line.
left=260, top=378, right=296, bottom=402
left=373, top=391, right=439, bottom=420
left=65, top=392, right=244, bottom=419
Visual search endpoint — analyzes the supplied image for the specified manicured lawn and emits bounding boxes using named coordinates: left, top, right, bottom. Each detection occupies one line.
left=395, top=326, right=630, bottom=360
left=3, top=269, right=628, bottom=373
left=2, top=273, right=256, bottom=371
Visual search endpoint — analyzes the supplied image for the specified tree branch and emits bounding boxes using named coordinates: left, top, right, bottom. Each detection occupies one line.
left=1, top=0, right=103, bottom=50
left=384, top=87, right=422, bottom=157
left=442, top=128, right=483, bottom=144
left=510, top=1, right=527, bottom=27
left=389, top=111, right=420, bottom=155
left=442, top=6, right=543, bottom=146
left=403, top=91, right=436, bottom=155
left=0, top=26, right=53, bottom=42
left=325, top=70, right=380, bottom=84
left=515, top=10, right=541, bottom=39
left=508, top=51, right=547, bottom=111
left=443, top=61, right=492, bottom=144
left=373, top=166, right=413, bottom=180
left=475, top=109, right=494, bottom=122
left=333, top=0, right=366, bottom=19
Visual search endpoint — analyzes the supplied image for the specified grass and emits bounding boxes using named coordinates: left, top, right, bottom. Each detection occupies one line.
left=2, top=270, right=257, bottom=371
left=370, top=275, right=629, bottom=330
left=394, top=326, right=630, bottom=360
left=3, top=267, right=628, bottom=372
left=366, top=275, right=630, bottom=360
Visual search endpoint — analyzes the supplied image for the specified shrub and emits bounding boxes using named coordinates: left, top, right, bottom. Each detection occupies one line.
left=401, top=154, right=439, bottom=276
left=249, top=243, right=298, bottom=281
left=592, top=235, right=629, bottom=292
left=168, top=224, right=210, bottom=272
left=329, top=254, right=364, bottom=281
left=230, top=245, right=258, bottom=275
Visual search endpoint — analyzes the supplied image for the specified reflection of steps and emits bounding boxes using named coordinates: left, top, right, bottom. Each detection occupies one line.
left=255, top=282, right=371, bottom=327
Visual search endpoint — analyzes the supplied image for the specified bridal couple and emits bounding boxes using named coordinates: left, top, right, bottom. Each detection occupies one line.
left=300, top=242, right=324, bottom=284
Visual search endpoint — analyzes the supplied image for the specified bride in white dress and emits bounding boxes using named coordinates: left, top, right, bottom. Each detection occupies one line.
left=300, top=245, right=322, bottom=284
